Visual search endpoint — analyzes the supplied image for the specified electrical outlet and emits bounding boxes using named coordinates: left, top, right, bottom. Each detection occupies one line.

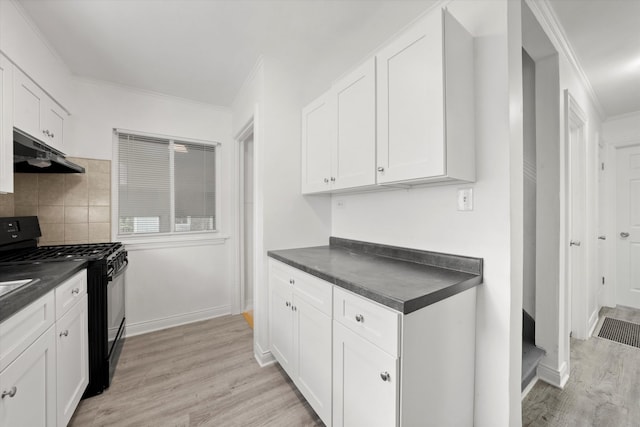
left=457, top=188, right=473, bottom=211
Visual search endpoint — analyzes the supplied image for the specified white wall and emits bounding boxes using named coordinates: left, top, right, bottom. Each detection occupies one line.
left=69, top=78, right=234, bottom=336
left=332, top=1, right=522, bottom=425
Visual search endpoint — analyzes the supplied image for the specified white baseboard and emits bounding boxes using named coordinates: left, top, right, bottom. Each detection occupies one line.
left=254, top=342, right=275, bottom=367
left=538, top=361, right=569, bottom=389
left=521, top=376, right=538, bottom=400
left=125, top=305, right=231, bottom=337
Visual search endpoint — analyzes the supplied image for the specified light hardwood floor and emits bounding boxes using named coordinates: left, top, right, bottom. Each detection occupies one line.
left=522, top=306, right=640, bottom=427
left=70, top=315, right=323, bottom=427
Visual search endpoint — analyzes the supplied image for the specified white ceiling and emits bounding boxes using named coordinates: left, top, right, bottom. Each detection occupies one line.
left=17, top=0, right=640, bottom=118
left=18, top=0, right=435, bottom=107
left=548, top=0, right=640, bottom=118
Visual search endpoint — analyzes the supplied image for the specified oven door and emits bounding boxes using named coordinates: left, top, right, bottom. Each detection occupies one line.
left=107, top=259, right=127, bottom=362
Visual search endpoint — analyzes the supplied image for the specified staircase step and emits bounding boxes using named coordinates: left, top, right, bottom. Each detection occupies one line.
left=522, top=341, right=545, bottom=391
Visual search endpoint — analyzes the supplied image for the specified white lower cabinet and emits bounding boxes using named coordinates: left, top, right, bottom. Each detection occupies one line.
left=269, top=260, right=332, bottom=425
left=0, top=270, right=88, bottom=427
left=269, top=258, right=478, bottom=427
left=0, top=326, right=57, bottom=427
left=333, top=322, right=398, bottom=427
left=56, top=294, right=88, bottom=427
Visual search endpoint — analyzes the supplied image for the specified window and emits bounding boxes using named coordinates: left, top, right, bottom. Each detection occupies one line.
left=116, top=130, right=218, bottom=236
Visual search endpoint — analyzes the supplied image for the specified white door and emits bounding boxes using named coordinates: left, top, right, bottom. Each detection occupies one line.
left=616, top=144, right=640, bottom=309
left=333, top=322, right=398, bottom=427
left=333, top=58, right=376, bottom=190
left=376, top=10, right=444, bottom=184
left=301, top=93, right=333, bottom=194
left=13, top=69, right=44, bottom=141
left=294, top=297, right=332, bottom=425
left=42, top=100, right=65, bottom=152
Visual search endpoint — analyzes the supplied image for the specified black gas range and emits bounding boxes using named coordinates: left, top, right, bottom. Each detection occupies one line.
left=0, top=216, right=128, bottom=398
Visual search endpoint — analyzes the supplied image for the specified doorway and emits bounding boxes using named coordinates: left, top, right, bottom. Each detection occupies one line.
left=238, top=127, right=255, bottom=328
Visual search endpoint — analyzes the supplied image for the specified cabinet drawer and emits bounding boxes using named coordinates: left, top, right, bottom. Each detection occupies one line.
left=0, top=291, right=55, bottom=372
left=55, top=270, right=87, bottom=320
left=270, top=259, right=332, bottom=316
left=333, top=287, right=399, bottom=356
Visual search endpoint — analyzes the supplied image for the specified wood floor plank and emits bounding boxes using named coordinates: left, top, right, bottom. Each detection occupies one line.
left=69, top=315, right=323, bottom=427
left=522, top=306, right=640, bottom=427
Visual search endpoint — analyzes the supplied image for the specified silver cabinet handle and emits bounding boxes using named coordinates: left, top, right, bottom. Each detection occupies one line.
left=50, top=133, right=54, bottom=138
left=288, top=279, right=295, bottom=285
left=598, top=236, right=606, bottom=240
left=292, top=306, right=297, bottom=312
left=72, top=288, right=80, bottom=295
left=570, top=240, right=581, bottom=247
left=1, top=386, right=17, bottom=398
left=377, top=167, right=384, bottom=172
left=331, top=177, right=336, bottom=182
left=285, top=301, right=290, bottom=307
left=621, top=232, right=630, bottom=238
left=324, top=178, right=329, bottom=184
left=60, top=330, right=69, bottom=337
left=355, top=314, right=364, bottom=323
left=380, top=372, right=390, bottom=382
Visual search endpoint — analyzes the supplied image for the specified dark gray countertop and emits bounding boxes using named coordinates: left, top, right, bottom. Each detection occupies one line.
left=0, top=260, right=88, bottom=323
left=268, top=237, right=483, bottom=314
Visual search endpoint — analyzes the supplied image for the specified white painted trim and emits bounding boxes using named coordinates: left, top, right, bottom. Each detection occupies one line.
left=525, top=0, right=605, bottom=120
left=113, top=128, right=220, bottom=146
left=587, top=310, right=599, bottom=337
left=538, top=361, right=569, bottom=389
left=254, top=343, right=275, bottom=367
left=521, top=376, right=538, bottom=400
left=125, top=305, right=231, bottom=337
left=123, top=235, right=229, bottom=251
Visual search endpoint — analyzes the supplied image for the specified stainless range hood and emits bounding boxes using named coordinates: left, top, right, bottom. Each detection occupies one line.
left=13, top=129, right=85, bottom=174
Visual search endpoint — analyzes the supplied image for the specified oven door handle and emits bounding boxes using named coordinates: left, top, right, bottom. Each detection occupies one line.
left=108, top=259, right=129, bottom=282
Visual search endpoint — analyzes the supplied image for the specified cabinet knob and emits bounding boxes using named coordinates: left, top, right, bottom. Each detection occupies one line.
left=60, top=330, right=69, bottom=337
left=324, top=178, right=329, bottom=184
left=50, top=133, right=55, bottom=138
left=355, top=314, right=364, bottom=323
left=380, top=372, right=390, bottom=382
left=621, top=232, right=630, bottom=238
left=289, top=279, right=295, bottom=285
left=569, top=240, right=581, bottom=247
left=377, top=167, right=384, bottom=172
left=285, top=301, right=290, bottom=307
left=72, top=288, right=80, bottom=295
left=331, top=177, right=336, bottom=182
left=1, top=386, right=17, bottom=398
left=292, top=306, right=297, bottom=312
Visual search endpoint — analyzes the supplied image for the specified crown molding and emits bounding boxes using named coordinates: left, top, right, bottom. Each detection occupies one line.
left=525, top=0, right=606, bottom=120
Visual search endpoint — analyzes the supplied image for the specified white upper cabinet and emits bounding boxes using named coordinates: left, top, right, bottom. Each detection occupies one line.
left=0, top=54, right=13, bottom=193
left=376, top=9, right=474, bottom=185
left=301, top=93, right=334, bottom=194
left=302, top=58, right=376, bottom=194
left=332, top=58, right=376, bottom=191
left=14, top=68, right=66, bottom=153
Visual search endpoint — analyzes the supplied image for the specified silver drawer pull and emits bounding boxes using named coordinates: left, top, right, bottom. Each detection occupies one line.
left=72, top=288, right=80, bottom=295
left=380, top=372, right=390, bottom=382
left=285, top=301, right=290, bottom=307
left=60, top=330, right=69, bottom=337
left=1, top=386, right=17, bottom=398
left=355, top=314, right=364, bottom=323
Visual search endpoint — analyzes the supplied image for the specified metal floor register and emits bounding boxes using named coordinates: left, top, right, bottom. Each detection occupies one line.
left=598, top=317, right=640, bottom=348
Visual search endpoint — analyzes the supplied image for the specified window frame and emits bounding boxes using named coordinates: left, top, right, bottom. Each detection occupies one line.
left=112, top=128, right=222, bottom=244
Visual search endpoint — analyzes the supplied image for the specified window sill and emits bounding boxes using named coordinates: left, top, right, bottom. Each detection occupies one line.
left=118, top=232, right=230, bottom=251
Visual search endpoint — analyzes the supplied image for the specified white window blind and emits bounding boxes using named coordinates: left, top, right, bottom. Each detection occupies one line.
left=117, top=131, right=217, bottom=236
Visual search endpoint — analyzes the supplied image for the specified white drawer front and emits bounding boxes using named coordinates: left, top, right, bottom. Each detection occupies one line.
left=0, top=291, right=55, bottom=372
left=55, top=270, right=87, bottom=320
left=270, top=259, right=332, bottom=316
left=333, top=287, right=400, bottom=356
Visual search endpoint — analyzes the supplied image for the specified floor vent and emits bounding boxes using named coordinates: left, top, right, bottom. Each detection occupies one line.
left=598, top=317, right=640, bottom=348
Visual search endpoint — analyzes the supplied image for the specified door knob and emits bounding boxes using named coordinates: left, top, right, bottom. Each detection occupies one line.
left=621, top=232, right=630, bottom=238
left=570, top=240, right=581, bottom=247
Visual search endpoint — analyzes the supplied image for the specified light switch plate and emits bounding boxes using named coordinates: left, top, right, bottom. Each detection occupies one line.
left=457, top=188, right=473, bottom=211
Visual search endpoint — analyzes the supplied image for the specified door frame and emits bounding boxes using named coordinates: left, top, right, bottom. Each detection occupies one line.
left=564, top=90, right=589, bottom=344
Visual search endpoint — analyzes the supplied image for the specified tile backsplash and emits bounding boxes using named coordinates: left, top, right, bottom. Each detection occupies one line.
left=0, top=158, right=111, bottom=245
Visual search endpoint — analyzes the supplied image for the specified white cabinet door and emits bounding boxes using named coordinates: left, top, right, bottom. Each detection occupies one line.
left=376, top=10, right=445, bottom=184
left=56, top=294, right=88, bottom=427
left=0, top=326, right=56, bottom=427
left=270, top=268, right=294, bottom=374
left=42, top=100, right=65, bottom=152
left=0, top=55, right=13, bottom=193
left=332, top=58, right=376, bottom=190
left=301, top=93, right=334, bottom=194
left=333, top=322, right=398, bottom=427
left=13, top=68, right=45, bottom=141
left=294, top=296, right=332, bottom=424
